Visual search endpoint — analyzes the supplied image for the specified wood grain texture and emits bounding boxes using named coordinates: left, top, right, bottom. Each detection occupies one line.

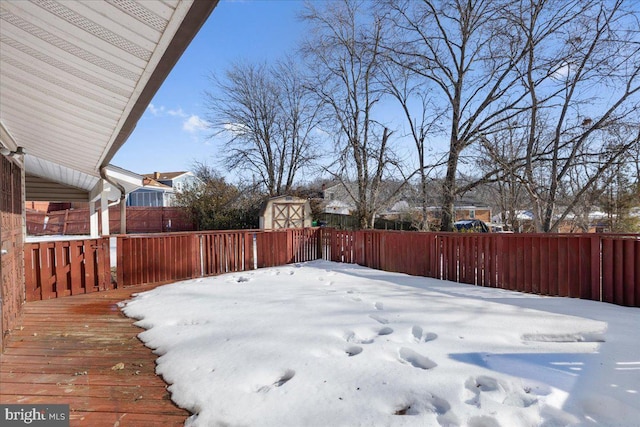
left=0, top=284, right=190, bottom=426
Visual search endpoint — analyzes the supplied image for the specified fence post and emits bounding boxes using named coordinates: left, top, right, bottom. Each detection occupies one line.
left=623, top=239, right=635, bottom=306
left=101, top=237, right=112, bottom=290
left=191, top=233, right=200, bottom=279
left=116, top=236, right=125, bottom=287
left=23, top=244, right=37, bottom=301
left=316, top=228, right=323, bottom=260
left=587, top=235, right=602, bottom=303
left=287, top=229, right=294, bottom=264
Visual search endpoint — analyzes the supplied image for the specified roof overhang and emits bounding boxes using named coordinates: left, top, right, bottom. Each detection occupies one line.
left=0, top=0, right=218, bottom=201
left=25, top=161, right=143, bottom=203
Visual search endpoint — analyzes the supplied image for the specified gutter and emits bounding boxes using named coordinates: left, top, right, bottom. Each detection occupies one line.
left=100, top=166, right=127, bottom=235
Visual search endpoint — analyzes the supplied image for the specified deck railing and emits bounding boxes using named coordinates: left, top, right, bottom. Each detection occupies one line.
left=24, top=238, right=112, bottom=301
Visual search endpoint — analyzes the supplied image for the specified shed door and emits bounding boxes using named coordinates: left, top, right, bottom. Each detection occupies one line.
left=0, top=155, right=24, bottom=351
left=272, top=203, right=304, bottom=229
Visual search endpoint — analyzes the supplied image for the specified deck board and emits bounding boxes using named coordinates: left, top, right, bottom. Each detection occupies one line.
left=0, top=284, right=190, bottom=426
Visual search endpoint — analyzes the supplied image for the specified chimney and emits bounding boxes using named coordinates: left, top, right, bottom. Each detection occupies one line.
left=154, top=172, right=160, bottom=180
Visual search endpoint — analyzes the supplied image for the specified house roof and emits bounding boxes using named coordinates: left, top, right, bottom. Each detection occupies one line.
left=141, top=177, right=173, bottom=191
left=142, top=171, right=192, bottom=181
left=0, top=0, right=217, bottom=200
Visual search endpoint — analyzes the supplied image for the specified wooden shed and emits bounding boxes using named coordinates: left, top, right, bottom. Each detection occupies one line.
left=260, top=196, right=312, bottom=229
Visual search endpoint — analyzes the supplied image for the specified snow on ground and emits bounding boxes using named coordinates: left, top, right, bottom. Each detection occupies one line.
left=121, top=260, right=640, bottom=427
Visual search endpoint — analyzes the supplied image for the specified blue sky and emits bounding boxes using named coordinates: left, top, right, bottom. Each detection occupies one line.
left=112, top=0, right=307, bottom=176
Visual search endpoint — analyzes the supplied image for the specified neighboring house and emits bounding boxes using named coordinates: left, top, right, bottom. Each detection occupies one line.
left=449, top=199, right=492, bottom=223
left=492, top=208, right=617, bottom=233
left=322, top=182, right=492, bottom=229
left=559, top=209, right=610, bottom=233
left=143, top=171, right=198, bottom=193
left=127, top=177, right=174, bottom=207
left=492, top=210, right=535, bottom=233
left=321, top=182, right=406, bottom=216
left=128, top=171, right=198, bottom=207
left=404, top=202, right=492, bottom=229
left=322, top=183, right=355, bottom=214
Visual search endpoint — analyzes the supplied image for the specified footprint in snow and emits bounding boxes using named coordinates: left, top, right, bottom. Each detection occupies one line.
left=411, top=326, right=438, bottom=343
left=369, top=314, right=389, bottom=325
left=464, top=375, right=537, bottom=408
left=378, top=327, right=394, bottom=336
left=344, top=331, right=374, bottom=345
left=236, top=276, right=250, bottom=283
left=398, top=347, right=437, bottom=370
left=256, top=370, right=295, bottom=393
left=374, top=302, right=384, bottom=310
left=394, top=392, right=456, bottom=426
left=345, top=346, right=363, bottom=357
left=467, top=415, right=500, bottom=427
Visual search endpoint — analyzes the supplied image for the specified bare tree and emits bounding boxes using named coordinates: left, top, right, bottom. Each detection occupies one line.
left=204, top=60, right=319, bottom=196
left=470, top=124, right=531, bottom=231
left=383, top=0, right=539, bottom=231
left=401, top=0, right=640, bottom=233
left=301, top=0, right=401, bottom=229
left=598, top=165, right=640, bottom=232
left=377, top=59, right=445, bottom=230
left=517, top=0, right=640, bottom=231
left=273, top=57, right=323, bottom=192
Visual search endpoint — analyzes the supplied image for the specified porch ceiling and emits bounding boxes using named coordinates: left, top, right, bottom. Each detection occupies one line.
left=0, top=0, right=217, bottom=198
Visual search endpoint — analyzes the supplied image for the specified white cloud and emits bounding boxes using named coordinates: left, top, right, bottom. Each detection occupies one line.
left=167, top=108, right=187, bottom=118
left=551, top=63, right=571, bottom=80
left=183, top=115, right=209, bottom=133
left=147, top=103, right=164, bottom=116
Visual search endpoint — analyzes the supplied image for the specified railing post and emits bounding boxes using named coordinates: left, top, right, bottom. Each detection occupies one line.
left=287, top=229, right=294, bottom=264
left=623, top=239, right=635, bottom=306
left=191, top=233, right=200, bottom=279
left=23, top=244, right=37, bottom=301
left=99, top=237, right=111, bottom=291
left=116, top=235, right=125, bottom=287
left=319, top=228, right=325, bottom=260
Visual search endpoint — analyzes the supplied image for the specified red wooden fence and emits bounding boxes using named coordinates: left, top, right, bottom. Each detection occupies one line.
left=117, top=228, right=321, bottom=286
left=24, top=238, right=112, bottom=301
left=321, top=229, right=640, bottom=307
left=26, top=206, right=194, bottom=235
left=23, top=228, right=639, bottom=308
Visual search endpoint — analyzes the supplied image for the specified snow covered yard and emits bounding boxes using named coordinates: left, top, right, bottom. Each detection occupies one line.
left=121, top=260, right=640, bottom=427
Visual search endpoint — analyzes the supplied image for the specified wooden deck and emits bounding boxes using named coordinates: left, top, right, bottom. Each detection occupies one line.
left=0, top=284, right=190, bottom=426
